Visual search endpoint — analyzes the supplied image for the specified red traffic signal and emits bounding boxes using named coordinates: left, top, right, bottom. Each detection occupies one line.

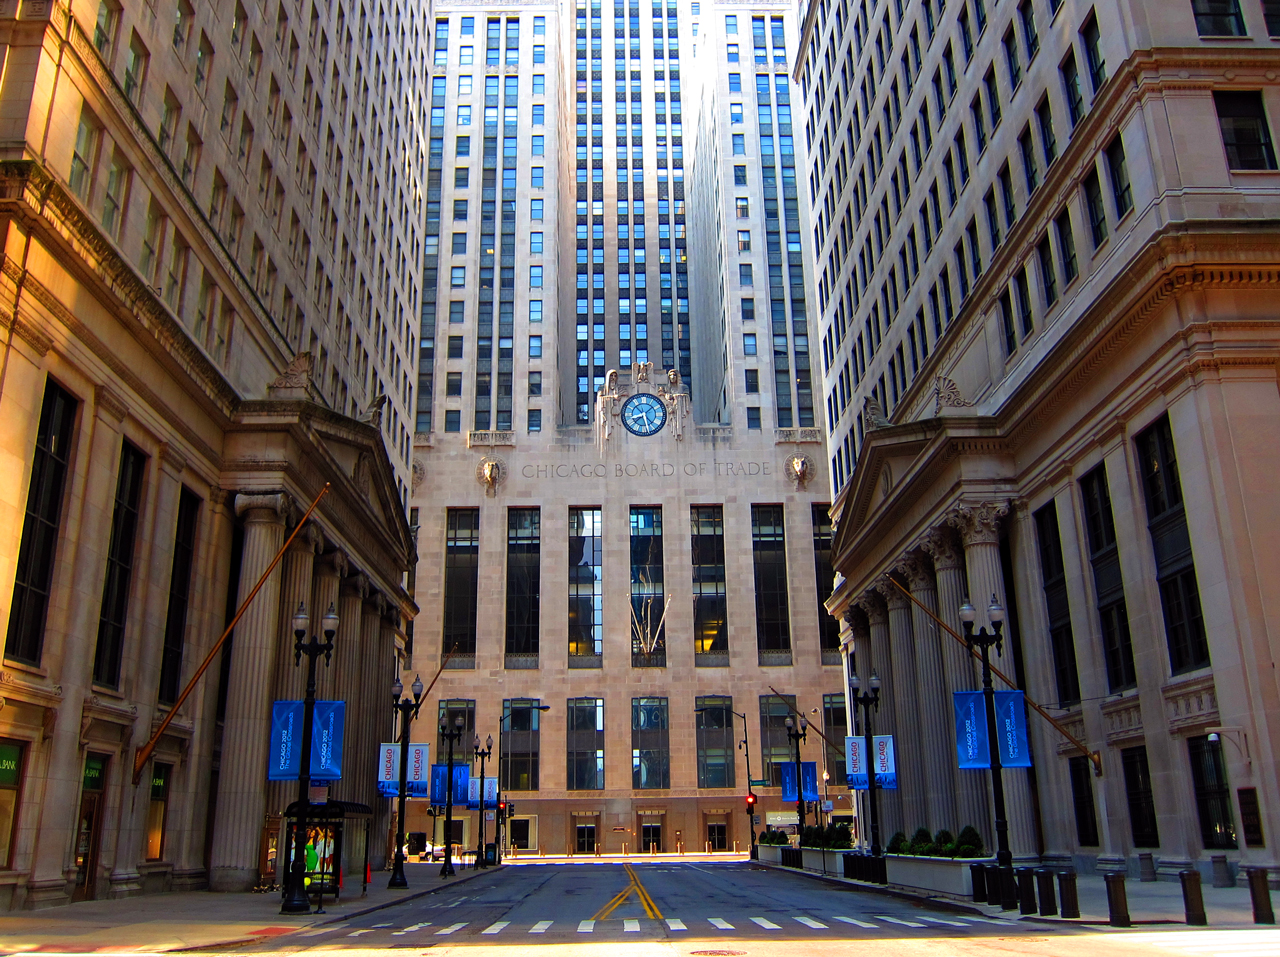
left=745, top=792, right=757, bottom=807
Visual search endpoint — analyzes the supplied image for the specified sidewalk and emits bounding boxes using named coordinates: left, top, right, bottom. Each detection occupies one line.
left=0, top=863, right=492, bottom=953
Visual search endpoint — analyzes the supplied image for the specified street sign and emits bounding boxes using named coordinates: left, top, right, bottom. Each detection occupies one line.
left=750, top=779, right=768, bottom=787
left=821, top=800, right=833, bottom=812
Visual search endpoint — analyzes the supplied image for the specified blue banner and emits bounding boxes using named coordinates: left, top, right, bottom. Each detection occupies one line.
left=872, top=735, right=897, bottom=789
left=954, top=691, right=989, bottom=769
left=801, top=762, right=819, bottom=802
left=268, top=701, right=304, bottom=781
left=779, top=761, right=798, bottom=803
left=994, top=691, right=1032, bottom=768
left=430, top=764, right=471, bottom=805
left=309, top=701, right=345, bottom=781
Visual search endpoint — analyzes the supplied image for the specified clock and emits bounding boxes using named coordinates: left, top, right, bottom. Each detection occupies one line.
left=621, top=393, right=668, bottom=436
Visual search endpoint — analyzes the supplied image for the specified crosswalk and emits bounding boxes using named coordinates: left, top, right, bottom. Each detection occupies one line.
left=322, top=913, right=1013, bottom=938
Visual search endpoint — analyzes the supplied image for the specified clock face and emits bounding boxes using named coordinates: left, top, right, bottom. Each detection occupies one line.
left=621, top=393, right=668, bottom=436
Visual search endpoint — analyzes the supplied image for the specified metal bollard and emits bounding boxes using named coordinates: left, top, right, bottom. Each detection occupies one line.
left=1058, top=870, right=1080, bottom=919
left=984, top=864, right=1002, bottom=905
left=998, top=865, right=1018, bottom=911
left=1179, top=869, right=1206, bottom=926
left=1105, top=872, right=1131, bottom=928
left=1017, top=868, right=1037, bottom=915
left=971, top=862, right=987, bottom=903
left=1247, top=867, right=1276, bottom=924
left=1035, top=868, right=1058, bottom=916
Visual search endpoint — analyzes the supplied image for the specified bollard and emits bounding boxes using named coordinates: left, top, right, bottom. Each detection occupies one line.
left=1247, top=867, right=1276, bottom=924
left=1017, top=868, right=1037, bottom=915
left=971, top=862, right=988, bottom=903
left=1179, top=869, right=1206, bottom=926
left=1058, top=870, right=1080, bottom=919
left=1139, top=852, right=1157, bottom=882
left=1035, top=868, right=1057, bottom=916
left=998, top=865, right=1018, bottom=910
left=1105, top=872, right=1131, bottom=928
left=984, top=864, right=1002, bottom=905
left=1212, top=854, right=1235, bottom=888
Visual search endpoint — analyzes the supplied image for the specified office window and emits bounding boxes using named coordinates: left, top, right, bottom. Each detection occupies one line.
left=531, top=198, right=544, bottom=220
left=632, top=697, right=670, bottom=789
left=530, top=265, right=543, bottom=288
left=1081, top=465, right=1136, bottom=692
left=1036, top=236, right=1058, bottom=310
left=527, top=409, right=541, bottom=432
left=529, top=300, right=543, bottom=323
left=444, top=409, right=461, bottom=432
left=455, top=167, right=470, bottom=188
left=145, top=762, right=171, bottom=861
left=448, top=301, right=465, bottom=325
left=1019, top=127, right=1039, bottom=193
left=157, top=488, right=200, bottom=704
left=445, top=372, right=462, bottom=396
left=569, top=508, right=604, bottom=659
left=746, top=406, right=761, bottom=429
left=727, top=43, right=739, bottom=62
left=530, top=232, right=544, bottom=253
left=532, top=135, right=544, bottom=155
left=1193, top=0, right=1246, bottom=36
left=1122, top=745, right=1160, bottom=847
left=734, top=164, right=747, bottom=185
left=533, top=74, right=545, bottom=94
left=812, top=505, right=839, bottom=661
left=745, top=369, right=759, bottom=393
left=1062, top=52, right=1085, bottom=128
left=1035, top=502, right=1081, bottom=705
left=460, top=46, right=473, bottom=64
left=1188, top=735, right=1238, bottom=849
left=1055, top=209, right=1078, bottom=282
left=567, top=697, right=604, bottom=789
left=500, top=698, right=542, bottom=790
left=453, top=199, right=468, bottom=220
left=743, top=333, right=757, bottom=355
left=437, top=699, right=476, bottom=766
left=528, top=335, right=542, bottom=358
left=93, top=442, right=147, bottom=689
left=732, top=134, right=745, bottom=154
left=6, top=382, right=78, bottom=666
left=695, top=696, right=735, bottom=787
left=759, top=694, right=796, bottom=786
left=1082, top=13, right=1106, bottom=92
left=505, top=508, right=540, bottom=661
left=451, top=233, right=467, bottom=255
left=1084, top=170, right=1108, bottom=248
left=528, top=372, right=542, bottom=397
left=1068, top=755, right=1100, bottom=846
left=630, top=507, right=665, bottom=666
left=739, top=263, right=753, bottom=285
left=691, top=506, right=727, bottom=659
left=1106, top=136, right=1133, bottom=217
left=456, top=135, right=471, bottom=156
left=1215, top=91, right=1278, bottom=170
left=1136, top=416, right=1210, bottom=674
left=442, top=509, right=480, bottom=658
left=751, top=505, right=791, bottom=658
left=1037, top=97, right=1057, bottom=167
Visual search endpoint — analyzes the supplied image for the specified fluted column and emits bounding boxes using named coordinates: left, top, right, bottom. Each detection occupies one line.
left=267, top=524, right=322, bottom=816
left=922, top=526, right=989, bottom=838
left=360, top=597, right=389, bottom=814
left=310, top=550, right=346, bottom=702
left=900, top=554, right=958, bottom=834
left=879, top=578, right=927, bottom=832
left=209, top=492, right=289, bottom=891
left=334, top=574, right=370, bottom=803
left=855, top=593, right=902, bottom=838
left=373, top=610, right=399, bottom=868
left=950, top=502, right=1038, bottom=861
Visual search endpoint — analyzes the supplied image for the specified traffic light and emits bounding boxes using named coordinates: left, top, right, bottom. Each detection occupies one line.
left=507, top=802, right=516, bottom=817
left=497, top=801, right=506, bottom=822
left=745, top=792, right=757, bottom=813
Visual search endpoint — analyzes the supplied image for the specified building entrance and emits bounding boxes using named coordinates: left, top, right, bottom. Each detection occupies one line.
left=73, top=754, right=108, bottom=902
left=641, top=823, right=662, bottom=852
left=575, top=824, right=596, bottom=853
left=707, top=822, right=727, bottom=850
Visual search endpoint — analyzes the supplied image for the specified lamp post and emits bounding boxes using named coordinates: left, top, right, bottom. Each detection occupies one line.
left=494, top=704, right=550, bottom=859
left=960, top=595, right=1016, bottom=910
left=388, top=673, right=425, bottom=889
left=473, top=733, right=493, bottom=868
left=849, top=671, right=883, bottom=858
left=439, top=714, right=465, bottom=877
left=784, top=715, right=808, bottom=831
left=695, top=705, right=757, bottom=857
left=281, top=603, right=338, bottom=915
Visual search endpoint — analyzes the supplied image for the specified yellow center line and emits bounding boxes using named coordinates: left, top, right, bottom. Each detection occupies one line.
left=626, top=863, right=663, bottom=920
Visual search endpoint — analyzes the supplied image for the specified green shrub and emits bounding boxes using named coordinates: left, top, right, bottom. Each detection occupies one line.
left=933, top=829, right=955, bottom=847
left=956, top=825, right=986, bottom=856
left=885, top=831, right=907, bottom=854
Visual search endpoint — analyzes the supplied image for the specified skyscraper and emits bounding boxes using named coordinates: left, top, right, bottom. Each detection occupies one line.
left=408, top=0, right=843, bottom=855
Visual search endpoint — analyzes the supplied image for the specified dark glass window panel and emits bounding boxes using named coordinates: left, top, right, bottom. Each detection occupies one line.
left=505, top=508, right=541, bottom=658
left=630, top=507, right=665, bottom=664
left=1238, top=787, right=1266, bottom=847
left=6, top=381, right=78, bottom=665
left=1192, top=0, right=1247, bottom=37
left=758, top=693, right=795, bottom=786
left=631, top=696, right=670, bottom=789
left=1034, top=502, right=1081, bottom=705
left=94, top=442, right=148, bottom=688
left=751, top=505, right=791, bottom=652
left=1121, top=745, right=1160, bottom=848
left=158, top=488, right=201, bottom=704
left=566, top=697, right=604, bottom=789
left=1215, top=91, right=1278, bottom=170
left=499, top=698, right=541, bottom=790
left=1068, top=755, right=1100, bottom=846
left=568, top=508, right=603, bottom=657
left=811, top=505, right=839, bottom=655
left=1188, top=735, right=1237, bottom=849
left=437, top=699, right=476, bottom=768
left=823, top=693, right=847, bottom=782
left=443, top=509, right=480, bottom=656
left=690, top=506, right=727, bottom=656
left=696, top=695, right=735, bottom=788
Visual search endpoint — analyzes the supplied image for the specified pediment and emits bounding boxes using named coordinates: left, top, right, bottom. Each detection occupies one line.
left=834, top=421, right=941, bottom=549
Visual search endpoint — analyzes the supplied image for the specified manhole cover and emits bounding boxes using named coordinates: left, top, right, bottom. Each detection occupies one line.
left=690, top=952, right=747, bottom=956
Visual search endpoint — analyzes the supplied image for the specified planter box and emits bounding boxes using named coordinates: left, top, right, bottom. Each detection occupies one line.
left=756, top=844, right=783, bottom=864
left=885, top=854, right=995, bottom=899
left=800, top=847, right=842, bottom=873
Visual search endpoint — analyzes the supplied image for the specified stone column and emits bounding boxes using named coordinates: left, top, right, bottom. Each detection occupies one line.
left=879, top=578, right=927, bottom=833
left=208, top=492, right=289, bottom=891
left=334, top=573, right=370, bottom=803
left=950, top=502, right=1038, bottom=861
left=360, top=596, right=389, bottom=813
left=855, top=593, right=901, bottom=839
left=373, top=609, right=399, bottom=868
left=922, top=525, right=990, bottom=840
left=309, top=550, right=346, bottom=703
left=840, top=608, right=864, bottom=849
left=267, top=524, right=322, bottom=816
left=900, top=554, right=959, bottom=834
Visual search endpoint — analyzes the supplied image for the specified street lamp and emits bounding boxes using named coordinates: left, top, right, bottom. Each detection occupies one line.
left=281, top=602, right=338, bottom=915
left=438, top=714, right=465, bottom=877
left=784, top=715, right=808, bottom=831
left=388, top=673, right=425, bottom=889
left=960, top=595, right=1016, bottom=911
left=695, top=705, right=757, bottom=857
left=849, top=671, right=883, bottom=858
left=494, top=704, right=550, bottom=860
left=473, top=733, right=493, bottom=868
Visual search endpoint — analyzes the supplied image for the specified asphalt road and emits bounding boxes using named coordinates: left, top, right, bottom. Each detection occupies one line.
left=223, top=863, right=1280, bottom=957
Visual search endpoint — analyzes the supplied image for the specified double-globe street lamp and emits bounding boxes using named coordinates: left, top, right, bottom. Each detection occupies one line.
left=960, top=595, right=1017, bottom=911
left=438, top=714, right=466, bottom=877
left=473, top=734, right=493, bottom=868
left=783, top=715, right=808, bottom=831
left=281, top=603, right=338, bottom=915
left=388, top=674, right=425, bottom=889
left=849, top=672, right=883, bottom=859
left=694, top=705, right=757, bottom=857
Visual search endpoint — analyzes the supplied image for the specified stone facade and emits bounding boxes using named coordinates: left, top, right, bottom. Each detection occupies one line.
left=801, top=0, right=1280, bottom=879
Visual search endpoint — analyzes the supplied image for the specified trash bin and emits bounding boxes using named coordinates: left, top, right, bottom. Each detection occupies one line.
left=485, top=842, right=497, bottom=866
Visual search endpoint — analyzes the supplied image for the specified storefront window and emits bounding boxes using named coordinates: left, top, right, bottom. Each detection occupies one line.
left=145, top=763, right=171, bottom=860
left=0, top=742, right=23, bottom=867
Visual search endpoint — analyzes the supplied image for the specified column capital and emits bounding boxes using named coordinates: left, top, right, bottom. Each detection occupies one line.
left=896, top=553, right=934, bottom=592
left=872, top=576, right=911, bottom=612
left=854, top=592, right=886, bottom=626
left=842, top=605, right=868, bottom=641
left=234, top=491, right=290, bottom=523
left=318, top=548, right=349, bottom=578
left=344, top=571, right=372, bottom=600
left=946, top=501, right=1009, bottom=546
left=290, top=522, right=324, bottom=555
left=918, top=525, right=963, bottom=571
